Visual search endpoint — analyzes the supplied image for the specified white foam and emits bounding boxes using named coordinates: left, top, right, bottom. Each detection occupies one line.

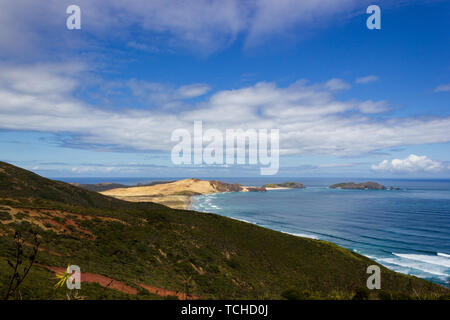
left=378, top=257, right=449, bottom=278
left=393, top=253, right=450, bottom=268
left=438, top=252, right=450, bottom=258
left=230, top=216, right=252, bottom=224
left=283, top=231, right=319, bottom=240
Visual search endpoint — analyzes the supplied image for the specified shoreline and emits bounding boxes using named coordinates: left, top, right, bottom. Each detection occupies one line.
left=187, top=189, right=450, bottom=287
left=187, top=187, right=293, bottom=210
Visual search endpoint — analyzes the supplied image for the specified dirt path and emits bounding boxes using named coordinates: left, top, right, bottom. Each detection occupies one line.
left=41, top=265, right=137, bottom=295
left=137, top=283, right=199, bottom=300
left=40, top=265, right=199, bottom=299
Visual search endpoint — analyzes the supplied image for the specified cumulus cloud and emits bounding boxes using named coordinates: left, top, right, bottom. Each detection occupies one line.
left=1, top=63, right=450, bottom=157
left=355, top=75, right=379, bottom=84
left=434, top=84, right=450, bottom=92
left=371, top=154, right=444, bottom=173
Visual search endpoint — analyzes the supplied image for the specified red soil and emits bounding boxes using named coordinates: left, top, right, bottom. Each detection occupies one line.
left=40, top=265, right=199, bottom=299
left=41, top=265, right=137, bottom=295
left=137, top=283, right=199, bottom=300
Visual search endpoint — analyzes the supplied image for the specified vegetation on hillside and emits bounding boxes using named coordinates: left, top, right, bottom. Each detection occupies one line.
left=75, top=181, right=176, bottom=192
left=0, top=162, right=448, bottom=300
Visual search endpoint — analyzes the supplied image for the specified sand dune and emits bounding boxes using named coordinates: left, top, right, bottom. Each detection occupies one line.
left=101, top=179, right=241, bottom=209
left=101, top=178, right=224, bottom=196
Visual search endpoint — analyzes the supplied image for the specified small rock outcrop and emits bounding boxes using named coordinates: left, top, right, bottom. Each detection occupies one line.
left=262, top=182, right=305, bottom=189
left=209, top=180, right=243, bottom=192
left=246, top=187, right=267, bottom=192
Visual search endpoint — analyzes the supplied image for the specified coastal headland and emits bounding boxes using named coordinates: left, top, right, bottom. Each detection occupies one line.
left=100, top=179, right=304, bottom=209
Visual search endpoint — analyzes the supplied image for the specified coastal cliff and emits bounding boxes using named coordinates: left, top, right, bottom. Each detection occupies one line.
left=263, top=182, right=305, bottom=189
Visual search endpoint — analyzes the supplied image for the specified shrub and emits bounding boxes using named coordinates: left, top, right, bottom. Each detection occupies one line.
left=281, top=288, right=311, bottom=300
left=352, top=287, right=370, bottom=300
left=0, top=211, right=12, bottom=220
left=15, top=212, right=28, bottom=220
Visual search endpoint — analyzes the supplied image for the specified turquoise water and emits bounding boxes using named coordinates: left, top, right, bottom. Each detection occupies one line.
left=190, top=179, right=450, bottom=286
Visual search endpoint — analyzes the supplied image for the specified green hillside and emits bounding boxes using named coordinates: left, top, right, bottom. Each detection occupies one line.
left=0, top=161, right=448, bottom=300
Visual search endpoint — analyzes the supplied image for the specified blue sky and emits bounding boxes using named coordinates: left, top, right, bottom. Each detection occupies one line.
left=0, top=0, right=449, bottom=178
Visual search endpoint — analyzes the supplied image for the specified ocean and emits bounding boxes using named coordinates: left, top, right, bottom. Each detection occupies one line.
left=189, top=178, right=450, bottom=286
left=61, top=176, right=450, bottom=286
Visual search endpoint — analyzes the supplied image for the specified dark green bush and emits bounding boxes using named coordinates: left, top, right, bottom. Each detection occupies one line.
left=281, top=288, right=311, bottom=300
left=0, top=211, right=12, bottom=220
left=352, top=287, right=370, bottom=300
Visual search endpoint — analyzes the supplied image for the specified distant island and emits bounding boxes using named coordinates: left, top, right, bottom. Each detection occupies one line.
left=329, top=181, right=386, bottom=190
left=329, top=181, right=399, bottom=190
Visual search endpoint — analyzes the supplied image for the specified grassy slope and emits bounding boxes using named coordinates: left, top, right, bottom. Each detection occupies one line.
left=0, top=161, right=448, bottom=300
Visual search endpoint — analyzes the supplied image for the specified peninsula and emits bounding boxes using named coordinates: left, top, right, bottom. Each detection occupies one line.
left=100, top=179, right=303, bottom=209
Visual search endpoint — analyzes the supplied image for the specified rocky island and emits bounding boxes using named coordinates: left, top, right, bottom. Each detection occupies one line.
left=329, top=181, right=386, bottom=190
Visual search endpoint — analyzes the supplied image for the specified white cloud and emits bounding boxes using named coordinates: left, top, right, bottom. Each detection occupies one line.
left=0, top=0, right=399, bottom=57
left=126, top=41, right=160, bottom=53
left=356, top=75, right=379, bottom=84
left=434, top=84, right=450, bottom=92
left=92, top=79, right=211, bottom=109
left=371, top=154, right=444, bottom=173
left=358, top=100, right=389, bottom=113
left=176, top=84, right=211, bottom=99
left=71, top=166, right=116, bottom=174
left=244, top=0, right=371, bottom=46
left=317, top=163, right=354, bottom=168
left=324, top=78, right=351, bottom=91
left=1, top=63, right=450, bottom=157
